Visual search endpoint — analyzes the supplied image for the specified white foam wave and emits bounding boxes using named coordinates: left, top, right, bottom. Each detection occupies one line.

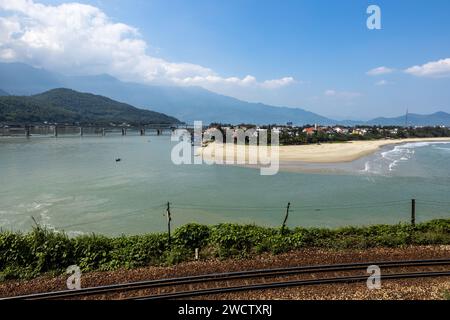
left=362, top=141, right=448, bottom=175
left=381, top=145, right=414, bottom=172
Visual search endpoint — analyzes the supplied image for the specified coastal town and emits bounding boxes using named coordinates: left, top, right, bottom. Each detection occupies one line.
left=207, top=123, right=450, bottom=145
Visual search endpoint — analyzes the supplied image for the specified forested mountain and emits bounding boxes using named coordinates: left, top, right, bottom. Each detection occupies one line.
left=0, top=88, right=180, bottom=125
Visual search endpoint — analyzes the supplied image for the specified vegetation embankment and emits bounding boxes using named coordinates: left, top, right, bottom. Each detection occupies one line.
left=0, top=219, right=449, bottom=281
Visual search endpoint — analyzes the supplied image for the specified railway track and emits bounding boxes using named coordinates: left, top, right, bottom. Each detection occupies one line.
left=2, top=259, right=450, bottom=300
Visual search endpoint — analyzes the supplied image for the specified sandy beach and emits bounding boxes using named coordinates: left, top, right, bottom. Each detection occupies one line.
left=199, top=137, right=450, bottom=164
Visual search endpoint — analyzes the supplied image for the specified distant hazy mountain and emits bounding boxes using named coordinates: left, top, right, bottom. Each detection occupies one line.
left=69, top=75, right=336, bottom=126
left=0, top=63, right=63, bottom=95
left=366, top=112, right=450, bottom=127
left=0, top=63, right=335, bottom=125
left=0, top=88, right=180, bottom=125
left=0, top=63, right=448, bottom=126
left=0, top=89, right=9, bottom=96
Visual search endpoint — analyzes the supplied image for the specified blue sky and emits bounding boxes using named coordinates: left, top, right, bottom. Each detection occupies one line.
left=1, top=0, right=450, bottom=120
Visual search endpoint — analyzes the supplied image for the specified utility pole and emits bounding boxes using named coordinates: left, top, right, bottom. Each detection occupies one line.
left=281, top=202, right=291, bottom=234
left=166, top=202, right=172, bottom=246
left=411, top=199, right=416, bottom=227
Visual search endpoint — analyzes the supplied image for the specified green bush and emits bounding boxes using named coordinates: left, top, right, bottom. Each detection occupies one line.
left=164, top=246, right=192, bottom=265
left=173, top=224, right=210, bottom=249
left=27, top=228, right=74, bottom=273
left=0, top=219, right=449, bottom=280
left=209, top=224, right=275, bottom=258
left=72, top=234, right=113, bottom=271
left=107, top=234, right=168, bottom=270
left=257, top=234, right=293, bottom=254
left=0, top=231, right=33, bottom=269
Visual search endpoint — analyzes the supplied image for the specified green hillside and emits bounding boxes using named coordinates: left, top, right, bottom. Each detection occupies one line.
left=0, top=88, right=180, bottom=125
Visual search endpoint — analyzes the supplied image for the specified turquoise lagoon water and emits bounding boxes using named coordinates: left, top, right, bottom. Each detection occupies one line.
left=0, top=135, right=449, bottom=236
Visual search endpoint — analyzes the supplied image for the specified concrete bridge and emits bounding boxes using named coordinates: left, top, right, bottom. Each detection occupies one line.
left=0, top=123, right=190, bottom=137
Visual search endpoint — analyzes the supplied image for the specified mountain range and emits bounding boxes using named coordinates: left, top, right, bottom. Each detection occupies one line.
left=0, top=89, right=179, bottom=125
left=0, top=62, right=449, bottom=126
left=366, top=112, right=450, bottom=127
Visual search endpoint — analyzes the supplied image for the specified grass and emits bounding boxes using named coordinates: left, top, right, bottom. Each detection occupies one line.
left=0, top=219, right=449, bottom=281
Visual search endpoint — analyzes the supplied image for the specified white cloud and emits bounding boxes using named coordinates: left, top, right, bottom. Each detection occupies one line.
left=172, top=75, right=295, bottom=89
left=0, top=0, right=295, bottom=91
left=366, top=66, right=394, bottom=76
left=261, top=77, right=295, bottom=89
left=405, top=58, right=450, bottom=78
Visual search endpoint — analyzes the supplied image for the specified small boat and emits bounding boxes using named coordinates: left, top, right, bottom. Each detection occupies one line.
left=115, top=158, right=122, bottom=162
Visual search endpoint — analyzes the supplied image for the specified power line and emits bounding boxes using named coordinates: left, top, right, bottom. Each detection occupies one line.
left=171, top=202, right=287, bottom=210
left=415, top=203, right=450, bottom=209
left=170, top=200, right=410, bottom=211
left=417, top=199, right=450, bottom=205
left=289, top=200, right=409, bottom=210
left=171, top=205, right=286, bottom=211
left=3, top=199, right=445, bottom=231
left=290, top=202, right=408, bottom=212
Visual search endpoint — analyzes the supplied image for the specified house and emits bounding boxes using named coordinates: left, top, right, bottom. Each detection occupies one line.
left=322, top=126, right=335, bottom=135
left=352, top=128, right=368, bottom=136
left=302, top=127, right=316, bottom=135
left=333, top=127, right=349, bottom=134
left=389, top=128, right=398, bottom=135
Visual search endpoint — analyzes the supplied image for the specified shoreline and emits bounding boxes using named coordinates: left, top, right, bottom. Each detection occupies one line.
left=199, top=137, right=450, bottom=165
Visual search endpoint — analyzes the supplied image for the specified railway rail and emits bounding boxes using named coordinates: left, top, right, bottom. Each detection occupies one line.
left=2, top=258, right=450, bottom=300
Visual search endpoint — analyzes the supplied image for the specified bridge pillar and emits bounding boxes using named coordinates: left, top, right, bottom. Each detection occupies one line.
left=140, top=128, right=145, bottom=136
left=54, top=126, right=58, bottom=137
left=80, top=127, right=84, bottom=136
left=25, top=126, right=31, bottom=137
